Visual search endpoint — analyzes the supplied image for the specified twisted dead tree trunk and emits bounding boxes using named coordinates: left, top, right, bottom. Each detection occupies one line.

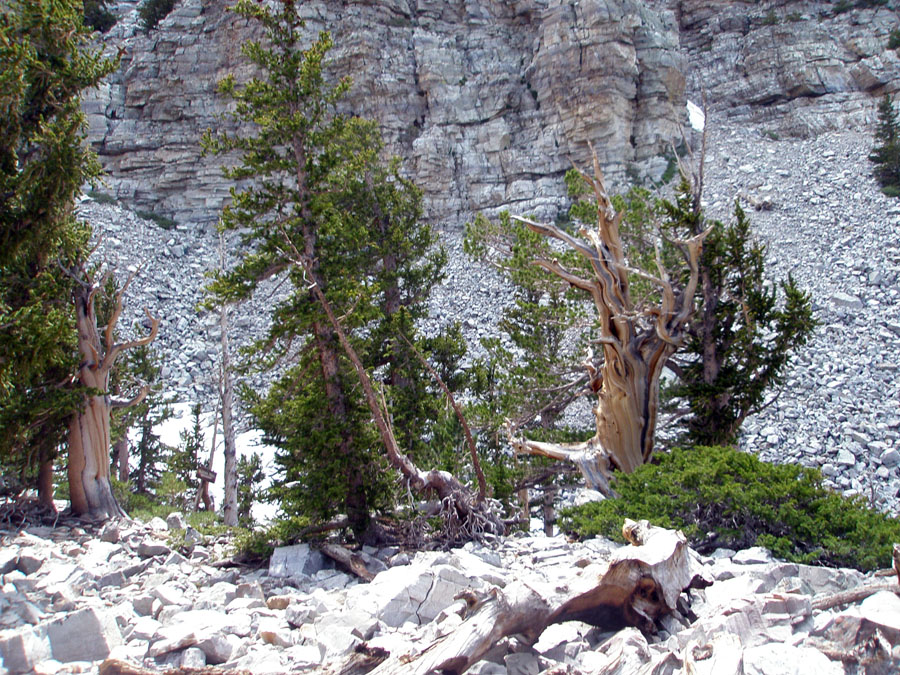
left=68, top=269, right=158, bottom=520
left=510, top=152, right=709, bottom=493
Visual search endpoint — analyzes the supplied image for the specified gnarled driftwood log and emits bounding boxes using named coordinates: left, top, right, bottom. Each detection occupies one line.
left=366, top=521, right=710, bottom=675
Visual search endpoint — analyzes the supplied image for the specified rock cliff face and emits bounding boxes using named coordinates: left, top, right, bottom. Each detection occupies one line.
left=86, top=1, right=900, bottom=227
left=85, top=0, right=687, bottom=227
left=675, top=0, right=900, bottom=136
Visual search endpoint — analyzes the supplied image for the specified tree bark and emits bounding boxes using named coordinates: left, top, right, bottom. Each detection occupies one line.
left=366, top=522, right=707, bottom=675
left=113, top=436, right=128, bottom=484
left=508, top=153, right=709, bottom=492
left=37, top=450, right=55, bottom=512
left=220, top=301, right=238, bottom=527
left=67, top=271, right=158, bottom=520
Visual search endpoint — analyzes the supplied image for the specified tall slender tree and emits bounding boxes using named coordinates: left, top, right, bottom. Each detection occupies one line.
left=870, top=94, right=900, bottom=194
left=203, top=0, right=468, bottom=543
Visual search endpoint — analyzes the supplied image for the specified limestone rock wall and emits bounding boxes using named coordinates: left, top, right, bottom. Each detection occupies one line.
left=85, top=0, right=687, bottom=227
left=674, top=0, right=900, bottom=136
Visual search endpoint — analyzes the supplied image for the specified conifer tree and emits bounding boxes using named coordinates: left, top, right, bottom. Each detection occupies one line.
left=0, top=0, right=114, bottom=503
left=203, top=0, right=454, bottom=543
left=870, top=94, right=900, bottom=195
left=662, top=181, right=815, bottom=445
left=236, top=451, right=265, bottom=527
left=464, top=212, right=588, bottom=436
left=171, top=402, right=203, bottom=501
left=123, top=345, right=174, bottom=496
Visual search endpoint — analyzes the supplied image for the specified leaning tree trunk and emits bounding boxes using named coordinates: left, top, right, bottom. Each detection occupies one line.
left=509, top=151, right=709, bottom=493
left=288, top=247, right=504, bottom=541
left=68, top=271, right=158, bottom=521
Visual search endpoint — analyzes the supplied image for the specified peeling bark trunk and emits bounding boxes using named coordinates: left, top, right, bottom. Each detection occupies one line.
left=366, top=522, right=708, bottom=675
left=509, top=152, right=709, bottom=492
left=67, top=270, right=158, bottom=521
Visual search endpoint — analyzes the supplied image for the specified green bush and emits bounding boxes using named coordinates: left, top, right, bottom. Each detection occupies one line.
left=232, top=515, right=313, bottom=561
left=83, top=0, right=117, bottom=33
left=138, top=0, right=177, bottom=33
left=86, top=189, right=118, bottom=205
left=559, top=445, right=900, bottom=571
left=135, top=210, right=177, bottom=230
left=889, top=29, right=900, bottom=51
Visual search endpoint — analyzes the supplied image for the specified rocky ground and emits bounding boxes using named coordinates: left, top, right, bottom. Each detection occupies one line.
left=697, top=125, right=900, bottom=513
left=2, top=511, right=900, bottom=674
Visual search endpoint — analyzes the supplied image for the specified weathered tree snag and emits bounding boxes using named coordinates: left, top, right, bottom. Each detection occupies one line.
left=68, top=270, right=158, bottom=521
left=509, top=151, right=709, bottom=492
left=367, top=521, right=706, bottom=675
left=218, top=236, right=238, bottom=527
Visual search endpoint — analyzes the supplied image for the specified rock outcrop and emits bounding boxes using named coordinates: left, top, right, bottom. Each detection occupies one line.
left=85, top=0, right=686, bottom=227
left=676, top=0, right=900, bottom=136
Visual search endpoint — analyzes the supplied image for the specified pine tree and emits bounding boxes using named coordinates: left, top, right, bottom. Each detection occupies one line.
left=122, top=345, right=175, bottom=495
left=170, top=402, right=203, bottom=504
left=464, top=212, right=588, bottom=436
left=236, top=451, right=265, bottom=527
left=663, top=182, right=815, bottom=445
left=0, top=0, right=114, bottom=504
left=870, top=94, right=900, bottom=196
left=203, top=0, right=453, bottom=543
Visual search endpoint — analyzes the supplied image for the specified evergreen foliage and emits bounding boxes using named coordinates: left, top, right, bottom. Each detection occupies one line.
left=464, top=211, right=594, bottom=512
left=138, top=0, right=177, bottom=33
left=203, top=0, right=457, bottom=543
left=464, top=212, right=588, bottom=435
left=467, top=167, right=813, bottom=464
left=169, top=402, right=204, bottom=503
left=83, top=0, right=116, bottom=33
left=121, top=345, right=176, bottom=495
left=662, top=181, right=816, bottom=445
left=559, top=445, right=900, bottom=572
left=237, top=451, right=265, bottom=527
left=0, top=0, right=114, bottom=489
left=869, top=94, right=900, bottom=196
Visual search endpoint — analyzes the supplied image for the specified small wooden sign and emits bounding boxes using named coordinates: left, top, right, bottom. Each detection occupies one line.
left=197, top=466, right=217, bottom=483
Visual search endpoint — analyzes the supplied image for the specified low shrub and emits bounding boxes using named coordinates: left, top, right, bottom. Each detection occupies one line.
left=83, top=0, right=117, bottom=33
left=86, top=189, right=118, bottom=205
left=889, top=28, right=900, bottom=51
left=232, top=515, right=313, bottom=561
left=135, top=209, right=177, bottom=230
left=559, top=445, right=900, bottom=571
left=138, top=0, right=177, bottom=33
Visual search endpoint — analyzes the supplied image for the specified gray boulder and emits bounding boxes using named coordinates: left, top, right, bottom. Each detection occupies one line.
left=45, top=607, right=123, bottom=663
left=268, top=543, right=330, bottom=579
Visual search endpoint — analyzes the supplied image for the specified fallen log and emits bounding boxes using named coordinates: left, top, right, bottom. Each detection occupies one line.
left=367, top=521, right=709, bottom=675
left=319, top=542, right=377, bottom=582
left=99, top=660, right=252, bottom=675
